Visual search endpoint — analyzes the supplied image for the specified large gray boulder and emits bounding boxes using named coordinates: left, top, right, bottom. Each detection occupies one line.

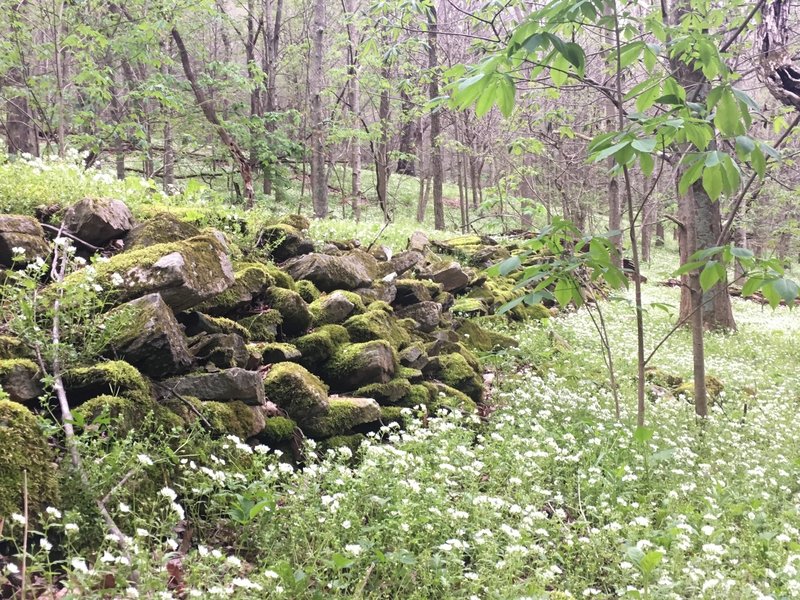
left=256, top=223, right=314, bottom=261
left=64, top=234, right=235, bottom=311
left=189, top=333, right=250, bottom=369
left=422, top=261, right=471, bottom=293
left=64, top=198, right=134, bottom=245
left=0, top=215, right=49, bottom=267
left=161, top=368, right=265, bottom=405
left=124, top=213, right=200, bottom=251
left=396, top=301, right=443, bottom=333
left=103, top=293, right=193, bottom=377
left=282, top=250, right=377, bottom=292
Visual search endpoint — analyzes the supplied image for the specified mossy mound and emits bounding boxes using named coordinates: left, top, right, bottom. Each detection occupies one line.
left=125, top=213, right=200, bottom=250
left=75, top=394, right=182, bottom=435
left=198, top=262, right=275, bottom=316
left=675, top=376, right=725, bottom=401
left=423, top=353, right=484, bottom=403
left=200, top=400, right=259, bottom=439
left=264, top=287, right=312, bottom=336
left=238, top=309, right=283, bottom=342
left=260, top=416, right=297, bottom=445
left=257, top=223, right=314, bottom=262
left=303, top=396, right=381, bottom=438
left=451, top=297, right=489, bottom=316
left=257, top=342, right=301, bottom=363
left=0, top=336, right=32, bottom=360
left=64, top=361, right=150, bottom=405
left=294, top=324, right=350, bottom=370
left=354, top=378, right=412, bottom=405
left=318, top=433, right=366, bottom=455
left=456, top=320, right=518, bottom=352
left=344, top=309, right=411, bottom=349
left=296, top=280, right=321, bottom=303
left=379, top=406, right=408, bottom=428
left=0, top=400, right=59, bottom=519
left=263, top=263, right=295, bottom=290
left=263, top=362, right=329, bottom=423
left=309, top=290, right=366, bottom=326
left=323, top=340, right=398, bottom=391
left=0, top=358, right=42, bottom=405
left=278, top=213, right=310, bottom=231
left=422, top=381, right=478, bottom=413
left=181, top=312, right=251, bottom=340
left=644, top=367, right=684, bottom=390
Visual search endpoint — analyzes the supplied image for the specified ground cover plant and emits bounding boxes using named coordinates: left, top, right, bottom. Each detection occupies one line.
left=2, top=234, right=799, bottom=598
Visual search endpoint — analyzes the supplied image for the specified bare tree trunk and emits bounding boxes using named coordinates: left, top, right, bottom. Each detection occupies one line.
left=427, top=3, right=444, bottom=230
left=396, top=90, right=417, bottom=176
left=309, top=0, right=328, bottom=218
left=759, top=0, right=800, bottom=111
left=641, top=190, right=655, bottom=262
left=375, top=65, right=391, bottom=222
left=416, top=122, right=428, bottom=223
left=172, top=27, right=255, bottom=207
left=262, top=0, right=283, bottom=195
left=655, top=220, right=665, bottom=247
left=343, top=0, right=361, bottom=219
left=5, top=87, right=37, bottom=155
left=519, top=154, right=534, bottom=228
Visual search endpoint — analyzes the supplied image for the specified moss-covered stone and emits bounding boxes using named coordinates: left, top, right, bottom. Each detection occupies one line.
left=264, top=287, right=311, bottom=336
left=296, top=280, right=321, bottom=303
left=263, top=362, right=329, bottom=422
left=181, top=312, right=251, bottom=340
left=422, top=381, right=478, bottom=413
left=0, top=358, right=42, bottom=405
left=303, top=396, right=381, bottom=438
left=399, top=342, right=428, bottom=370
left=279, top=213, right=310, bottom=231
left=260, top=416, right=297, bottom=444
left=354, top=378, right=412, bottom=405
left=367, top=300, right=393, bottom=313
left=0, top=336, right=32, bottom=360
left=0, top=400, right=59, bottom=518
left=397, top=366, right=424, bottom=382
left=197, top=262, right=275, bottom=316
left=451, top=297, right=489, bottom=316
left=238, top=309, right=283, bottom=342
left=61, top=234, right=234, bottom=311
left=379, top=406, right=407, bottom=428
left=344, top=309, right=410, bottom=349
left=201, top=400, right=259, bottom=439
left=75, top=394, right=182, bottom=435
left=318, top=433, right=366, bottom=455
left=423, top=353, right=484, bottom=403
left=64, top=361, right=150, bottom=405
left=263, top=263, right=295, bottom=290
left=294, top=324, right=350, bottom=370
left=644, top=367, right=684, bottom=390
left=0, top=214, right=50, bottom=268
left=257, top=342, right=301, bottom=363
left=324, top=340, right=398, bottom=391
left=282, top=250, right=377, bottom=292
left=125, top=213, right=200, bottom=250
left=394, top=279, right=434, bottom=305
left=404, top=384, right=431, bottom=408
left=456, top=320, right=518, bottom=352
left=675, top=376, right=724, bottom=401
left=257, top=223, right=314, bottom=261
left=309, top=291, right=366, bottom=326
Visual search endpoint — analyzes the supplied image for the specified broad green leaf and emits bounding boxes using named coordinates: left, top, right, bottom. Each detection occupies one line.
left=674, top=260, right=705, bottom=276
left=632, top=137, right=657, bottom=153
left=741, top=276, right=763, bottom=297
left=592, top=140, right=631, bottom=163
left=498, top=255, right=521, bottom=276
left=679, top=157, right=705, bottom=195
left=496, top=74, right=516, bottom=117
left=560, top=42, right=585, bottom=75
left=714, top=87, right=740, bottom=137
left=702, top=164, right=723, bottom=200
left=639, top=151, right=655, bottom=177
left=633, top=426, right=653, bottom=443
left=751, top=145, right=766, bottom=178
left=772, top=278, right=799, bottom=303
left=699, top=261, right=722, bottom=290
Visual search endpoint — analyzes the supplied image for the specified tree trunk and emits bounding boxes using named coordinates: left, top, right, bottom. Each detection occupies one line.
left=309, top=0, right=328, bottom=218
left=171, top=27, right=254, bottom=207
left=427, top=3, right=444, bottom=230
left=396, top=90, right=417, bottom=176
left=759, top=0, right=800, bottom=111
left=641, top=191, right=655, bottom=262
left=343, top=0, right=361, bottom=219
left=262, top=0, right=284, bottom=195
left=655, top=220, right=665, bottom=247
left=518, top=154, right=534, bottom=228
left=375, top=65, right=391, bottom=223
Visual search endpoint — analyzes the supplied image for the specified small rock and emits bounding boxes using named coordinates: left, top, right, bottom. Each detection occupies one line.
left=256, top=223, right=314, bottom=261
left=423, top=261, right=471, bottom=293
left=388, top=250, right=424, bottom=276
left=408, top=231, right=429, bottom=253
left=189, top=333, right=250, bottom=369
left=396, top=301, right=442, bottom=333
left=309, top=291, right=364, bottom=325
left=303, top=396, right=381, bottom=438
left=324, top=340, right=397, bottom=390
left=161, top=368, right=265, bottom=405
left=0, top=359, right=42, bottom=405
left=263, top=362, right=329, bottom=423
left=64, top=198, right=134, bottom=245
left=0, top=215, right=49, bottom=267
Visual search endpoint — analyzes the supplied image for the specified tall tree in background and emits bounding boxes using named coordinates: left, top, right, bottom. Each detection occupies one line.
left=426, top=1, right=444, bottom=230
left=309, top=0, right=328, bottom=218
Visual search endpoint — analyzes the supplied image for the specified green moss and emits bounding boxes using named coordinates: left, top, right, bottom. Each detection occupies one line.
left=514, top=303, right=552, bottom=321
left=318, top=433, right=366, bottom=455
left=323, top=340, right=398, bottom=390
left=0, top=400, right=59, bottom=519
left=294, top=324, right=350, bottom=370
left=452, top=297, right=488, bottom=315
left=296, top=280, right=321, bottom=303
left=422, top=381, right=478, bottom=413
left=198, top=262, right=274, bottom=315
left=238, top=309, right=283, bottom=342
left=426, top=353, right=484, bottom=403
left=64, top=361, right=150, bottom=404
left=0, top=336, right=31, bottom=360
left=367, top=300, right=393, bottom=313
left=304, top=397, right=380, bottom=438
left=309, top=290, right=367, bottom=326
left=354, top=378, right=412, bottom=405
left=379, top=406, right=407, bottom=427
left=394, top=279, right=433, bottom=303
left=125, top=213, right=200, bottom=250
left=344, top=310, right=411, bottom=349
left=675, top=376, right=724, bottom=401
left=264, top=287, right=311, bottom=336
left=279, top=213, right=310, bottom=231
left=397, top=366, right=423, bottom=382
left=445, top=234, right=484, bottom=248
left=263, top=362, right=329, bottom=420
left=202, top=400, right=257, bottom=439
left=0, top=358, right=38, bottom=376
left=404, top=384, right=431, bottom=408
left=263, top=263, right=295, bottom=290
left=260, top=416, right=297, bottom=444
left=75, top=394, right=182, bottom=435
left=644, top=367, right=684, bottom=389
left=257, top=342, right=301, bottom=363
left=456, top=320, right=518, bottom=352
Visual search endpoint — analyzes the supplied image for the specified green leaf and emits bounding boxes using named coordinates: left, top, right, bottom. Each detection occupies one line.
left=498, top=255, right=522, bottom=276
left=702, top=164, right=723, bottom=200
left=741, top=276, right=763, bottom=297
left=751, top=145, right=766, bottom=178
left=772, top=278, right=799, bottom=303
left=679, top=157, right=705, bottom=195
left=714, top=87, right=740, bottom=137
left=593, top=140, right=631, bottom=163
left=699, top=261, right=722, bottom=291
left=674, top=260, right=705, bottom=276
left=554, top=279, right=574, bottom=307
left=496, top=75, right=516, bottom=117
left=631, top=137, right=657, bottom=153
left=331, top=553, right=354, bottom=570
left=560, top=42, right=585, bottom=75
left=633, top=426, right=653, bottom=444
left=639, top=152, right=655, bottom=177
left=640, top=550, right=664, bottom=574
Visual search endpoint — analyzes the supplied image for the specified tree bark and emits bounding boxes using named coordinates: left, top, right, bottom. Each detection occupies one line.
left=759, top=0, right=800, bottom=111
left=343, top=0, right=361, bottom=219
left=375, top=65, right=391, bottom=222
left=397, top=90, right=417, bottom=175
left=171, top=27, right=254, bottom=207
left=427, top=3, right=445, bottom=230
left=309, top=0, right=328, bottom=218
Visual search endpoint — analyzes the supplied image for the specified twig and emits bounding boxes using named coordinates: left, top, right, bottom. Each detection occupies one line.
left=40, top=223, right=104, bottom=252
left=21, top=470, right=28, bottom=600
left=366, top=221, right=391, bottom=253
left=153, top=382, right=213, bottom=430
